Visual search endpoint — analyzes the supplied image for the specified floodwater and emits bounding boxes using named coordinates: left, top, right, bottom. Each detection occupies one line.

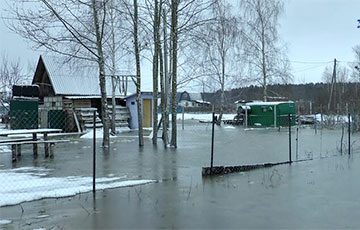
left=1, top=121, right=360, bottom=229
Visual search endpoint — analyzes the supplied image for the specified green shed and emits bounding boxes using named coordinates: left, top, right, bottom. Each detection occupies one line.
left=10, top=99, right=39, bottom=129
left=244, top=101, right=296, bottom=127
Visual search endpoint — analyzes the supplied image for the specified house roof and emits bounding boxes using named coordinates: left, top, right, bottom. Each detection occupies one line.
left=32, top=55, right=136, bottom=97
left=177, top=91, right=203, bottom=103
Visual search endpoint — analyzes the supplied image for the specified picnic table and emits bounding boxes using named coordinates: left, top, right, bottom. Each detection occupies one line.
left=0, top=128, right=68, bottom=162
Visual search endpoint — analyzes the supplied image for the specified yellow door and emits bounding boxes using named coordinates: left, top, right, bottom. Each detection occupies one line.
left=143, top=99, right=152, bottom=127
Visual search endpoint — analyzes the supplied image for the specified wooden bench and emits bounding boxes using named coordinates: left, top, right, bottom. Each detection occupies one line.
left=0, top=139, right=70, bottom=162
left=0, top=137, right=38, bottom=144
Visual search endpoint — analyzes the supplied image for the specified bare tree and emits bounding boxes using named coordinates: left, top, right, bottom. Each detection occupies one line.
left=0, top=54, right=30, bottom=99
left=170, top=0, right=178, bottom=148
left=133, top=0, right=144, bottom=146
left=7, top=0, right=112, bottom=148
left=351, top=45, right=360, bottom=82
left=241, top=0, right=291, bottom=102
left=192, top=0, right=241, bottom=124
left=152, top=0, right=161, bottom=145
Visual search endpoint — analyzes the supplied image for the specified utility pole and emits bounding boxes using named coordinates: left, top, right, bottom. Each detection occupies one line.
left=327, top=58, right=337, bottom=112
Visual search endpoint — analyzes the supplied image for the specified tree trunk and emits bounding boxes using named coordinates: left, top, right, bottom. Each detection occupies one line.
left=163, top=8, right=169, bottom=146
left=170, top=0, right=178, bottom=148
left=152, top=0, right=159, bottom=145
left=111, top=76, right=116, bottom=134
left=133, top=0, right=144, bottom=146
left=91, top=0, right=109, bottom=148
left=261, top=22, right=267, bottom=102
left=110, top=0, right=116, bottom=134
left=217, top=49, right=225, bottom=125
left=160, top=5, right=168, bottom=147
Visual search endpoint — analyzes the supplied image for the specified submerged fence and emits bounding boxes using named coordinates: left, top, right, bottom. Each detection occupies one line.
left=1, top=109, right=77, bottom=132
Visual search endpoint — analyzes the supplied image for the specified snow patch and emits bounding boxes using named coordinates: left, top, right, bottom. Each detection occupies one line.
left=35, top=215, right=50, bottom=219
left=80, top=129, right=117, bottom=139
left=223, top=126, right=236, bottom=129
left=81, top=127, right=131, bottom=139
left=0, top=146, right=11, bottom=153
left=0, top=167, right=156, bottom=207
left=163, top=113, right=236, bottom=122
left=0, top=219, right=12, bottom=225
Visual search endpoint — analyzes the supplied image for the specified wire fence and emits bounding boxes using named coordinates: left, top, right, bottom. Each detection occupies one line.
left=1, top=109, right=76, bottom=132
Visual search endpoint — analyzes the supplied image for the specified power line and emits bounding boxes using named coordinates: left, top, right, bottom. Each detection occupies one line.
left=292, top=63, right=329, bottom=73
left=289, top=60, right=332, bottom=64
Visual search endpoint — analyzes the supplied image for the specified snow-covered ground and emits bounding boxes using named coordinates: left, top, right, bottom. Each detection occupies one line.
left=81, top=127, right=131, bottom=139
left=0, top=167, right=156, bottom=207
left=159, top=113, right=236, bottom=122
left=0, top=145, right=10, bottom=153
left=0, top=219, right=12, bottom=226
left=314, top=113, right=352, bottom=122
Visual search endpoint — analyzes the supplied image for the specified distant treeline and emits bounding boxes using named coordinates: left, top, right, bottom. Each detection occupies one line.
left=202, top=82, right=360, bottom=114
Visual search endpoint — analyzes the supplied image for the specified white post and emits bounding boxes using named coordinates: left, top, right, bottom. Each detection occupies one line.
left=182, top=106, right=184, bottom=130
left=274, top=105, right=277, bottom=128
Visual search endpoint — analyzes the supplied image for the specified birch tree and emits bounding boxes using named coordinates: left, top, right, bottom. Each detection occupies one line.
left=241, top=0, right=291, bottom=102
left=151, top=0, right=161, bottom=145
left=132, top=0, right=144, bottom=146
left=170, top=0, right=178, bottom=148
left=193, top=0, right=240, bottom=124
left=7, top=0, right=112, bottom=147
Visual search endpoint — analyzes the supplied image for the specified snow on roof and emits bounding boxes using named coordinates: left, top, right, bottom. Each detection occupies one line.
left=188, top=93, right=202, bottom=101
left=34, top=55, right=136, bottom=97
left=240, top=105, right=251, bottom=110
left=194, top=100, right=211, bottom=104
left=245, top=101, right=294, bottom=106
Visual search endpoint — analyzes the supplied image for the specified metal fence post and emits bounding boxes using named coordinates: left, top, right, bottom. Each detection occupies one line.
left=288, top=114, right=292, bottom=164
left=182, top=106, right=184, bottom=130
left=93, top=110, right=96, bottom=193
left=348, top=113, right=351, bottom=155
left=296, top=126, right=299, bottom=161
left=210, top=111, right=215, bottom=174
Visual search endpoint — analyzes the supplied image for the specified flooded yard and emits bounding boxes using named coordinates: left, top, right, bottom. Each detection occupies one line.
left=1, top=120, right=360, bottom=229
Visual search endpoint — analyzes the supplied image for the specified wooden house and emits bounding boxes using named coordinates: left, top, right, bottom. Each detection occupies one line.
left=32, top=55, right=135, bottom=131
left=177, top=91, right=211, bottom=107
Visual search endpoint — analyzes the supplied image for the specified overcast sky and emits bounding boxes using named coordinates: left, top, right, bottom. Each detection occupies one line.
left=1, top=0, right=360, bottom=91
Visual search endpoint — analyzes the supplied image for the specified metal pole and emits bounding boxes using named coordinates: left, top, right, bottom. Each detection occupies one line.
left=296, top=126, right=299, bottom=161
left=182, top=106, right=184, bottom=130
left=348, top=113, right=351, bottom=155
left=210, top=111, right=215, bottom=174
left=288, top=114, right=292, bottom=164
left=93, top=111, right=96, bottom=193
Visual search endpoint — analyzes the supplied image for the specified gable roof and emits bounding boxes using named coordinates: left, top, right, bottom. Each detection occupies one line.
left=176, top=91, right=203, bottom=103
left=32, top=55, right=136, bottom=97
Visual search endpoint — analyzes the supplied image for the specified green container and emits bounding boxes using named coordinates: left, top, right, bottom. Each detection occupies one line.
left=246, top=101, right=296, bottom=127
left=10, top=99, right=38, bottom=129
left=48, top=110, right=65, bottom=129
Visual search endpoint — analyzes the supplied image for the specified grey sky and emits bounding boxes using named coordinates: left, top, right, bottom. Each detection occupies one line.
left=1, top=0, right=360, bottom=90
left=280, top=0, right=360, bottom=82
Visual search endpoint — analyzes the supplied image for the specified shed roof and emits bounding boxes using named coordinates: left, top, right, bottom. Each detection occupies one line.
left=245, top=101, right=294, bottom=106
left=32, top=55, right=136, bottom=97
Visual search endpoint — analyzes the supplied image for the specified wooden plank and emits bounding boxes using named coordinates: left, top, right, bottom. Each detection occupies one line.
left=73, top=111, right=82, bottom=133
left=0, top=138, right=36, bottom=144
left=32, top=133, right=37, bottom=157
